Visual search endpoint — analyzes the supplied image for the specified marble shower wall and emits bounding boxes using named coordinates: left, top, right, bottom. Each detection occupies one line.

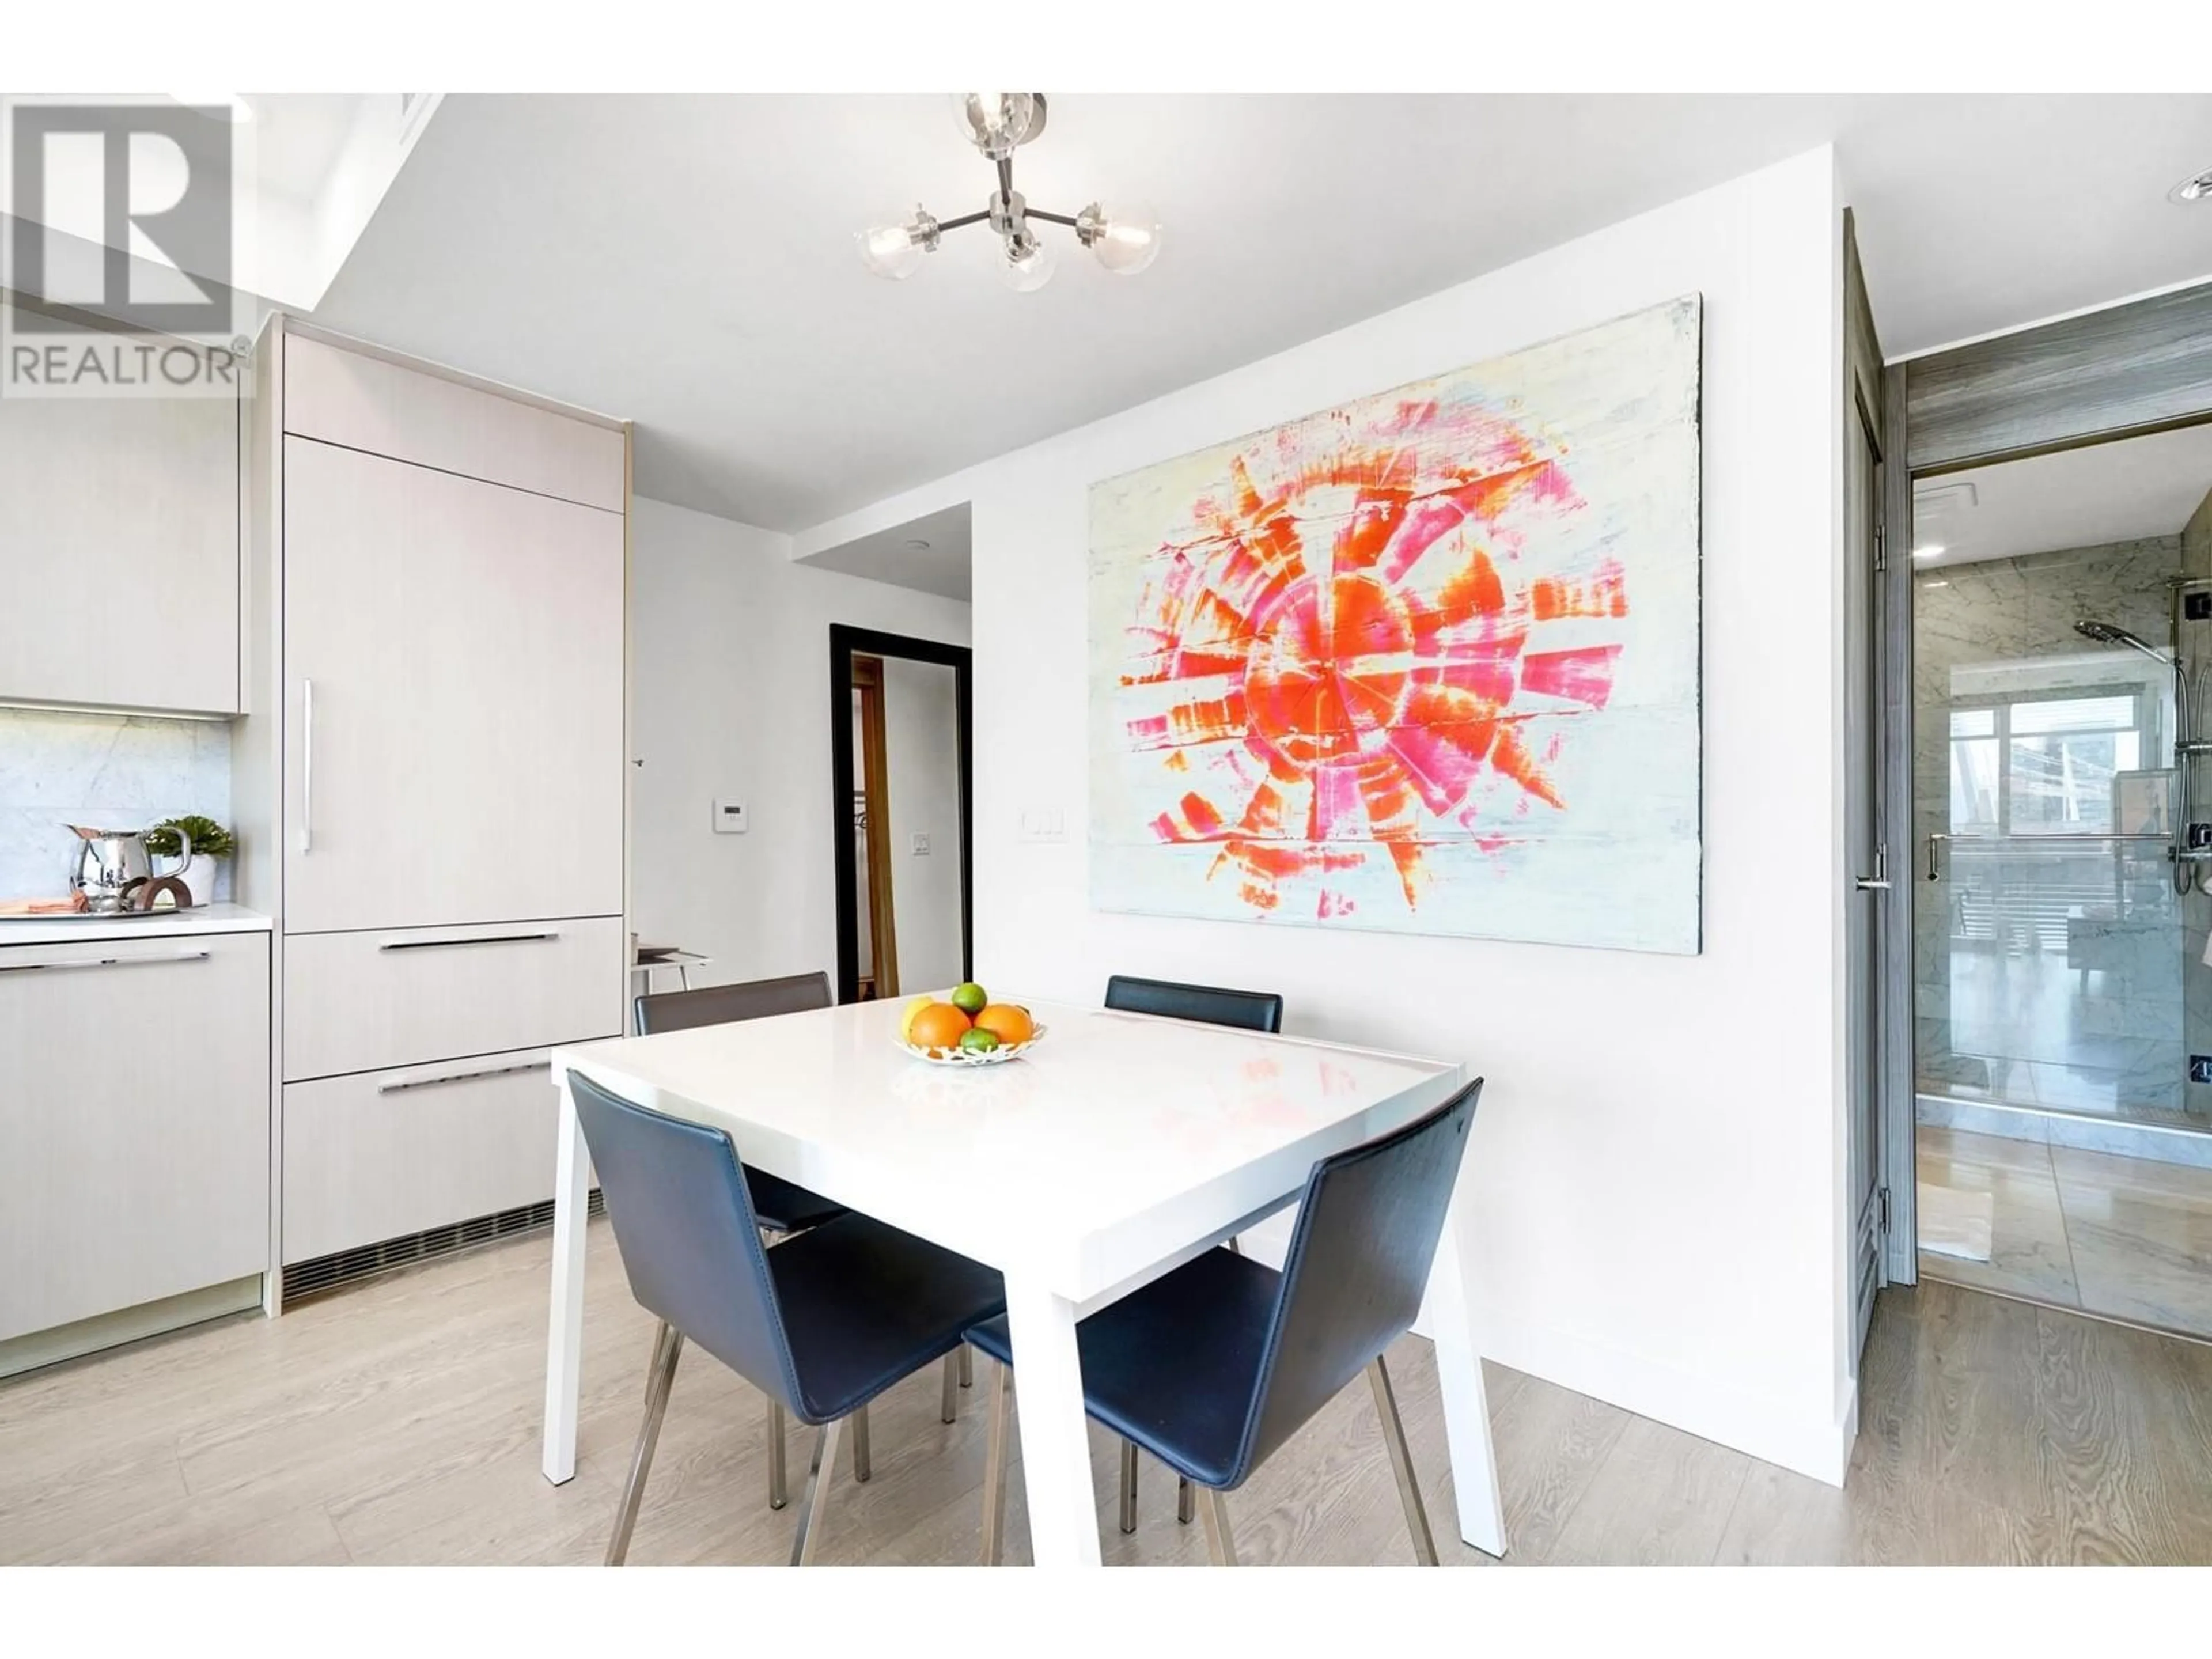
left=0, top=707, right=232, bottom=900
left=1915, top=537, right=2186, bottom=1115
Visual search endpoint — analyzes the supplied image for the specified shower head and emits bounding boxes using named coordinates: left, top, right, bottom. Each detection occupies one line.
left=2075, top=619, right=2177, bottom=671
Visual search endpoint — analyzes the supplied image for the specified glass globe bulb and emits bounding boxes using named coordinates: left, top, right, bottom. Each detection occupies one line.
left=1080, top=202, right=1162, bottom=276
left=998, top=233, right=1056, bottom=293
left=856, top=209, right=935, bottom=280
left=953, top=92, right=1037, bottom=159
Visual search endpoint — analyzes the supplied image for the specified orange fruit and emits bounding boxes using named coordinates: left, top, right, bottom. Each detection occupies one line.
left=972, top=1003, right=1035, bottom=1047
left=907, top=1002, right=972, bottom=1052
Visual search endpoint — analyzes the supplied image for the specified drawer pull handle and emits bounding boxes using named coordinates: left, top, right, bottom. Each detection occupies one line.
left=0, top=949, right=211, bottom=975
left=377, top=1058, right=552, bottom=1094
left=299, top=678, right=315, bottom=854
left=378, top=932, right=560, bottom=952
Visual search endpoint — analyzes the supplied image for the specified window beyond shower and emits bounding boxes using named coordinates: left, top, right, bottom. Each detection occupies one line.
left=1948, top=691, right=2148, bottom=838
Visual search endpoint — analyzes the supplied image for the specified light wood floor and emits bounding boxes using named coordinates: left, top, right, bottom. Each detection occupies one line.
left=1918, top=1125, right=2212, bottom=1339
left=5, top=1217, right=2212, bottom=1566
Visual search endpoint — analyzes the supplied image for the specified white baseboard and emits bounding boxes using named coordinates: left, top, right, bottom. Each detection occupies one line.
left=0, top=1275, right=263, bottom=1380
left=1448, top=1308, right=1853, bottom=1487
left=1236, top=1207, right=1853, bottom=1487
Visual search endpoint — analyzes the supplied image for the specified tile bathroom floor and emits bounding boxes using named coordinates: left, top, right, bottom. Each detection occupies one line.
left=1919, top=1124, right=2212, bottom=1340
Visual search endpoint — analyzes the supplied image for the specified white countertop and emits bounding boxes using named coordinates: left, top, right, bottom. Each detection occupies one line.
left=0, top=903, right=274, bottom=946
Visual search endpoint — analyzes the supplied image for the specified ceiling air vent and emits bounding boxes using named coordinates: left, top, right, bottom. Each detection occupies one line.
left=1912, top=480, right=1979, bottom=514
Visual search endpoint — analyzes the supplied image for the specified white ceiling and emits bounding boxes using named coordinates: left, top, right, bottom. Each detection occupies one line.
left=239, top=96, right=362, bottom=203
left=2, top=94, right=434, bottom=313
left=1913, top=423, right=2212, bottom=569
left=310, top=93, right=2212, bottom=533
left=801, top=502, right=972, bottom=600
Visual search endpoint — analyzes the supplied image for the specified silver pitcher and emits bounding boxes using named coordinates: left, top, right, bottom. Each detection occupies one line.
left=67, top=824, right=191, bottom=914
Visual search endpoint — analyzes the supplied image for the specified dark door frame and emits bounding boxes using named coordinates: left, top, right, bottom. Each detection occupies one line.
left=829, top=624, right=974, bottom=1006
left=849, top=655, right=899, bottom=1001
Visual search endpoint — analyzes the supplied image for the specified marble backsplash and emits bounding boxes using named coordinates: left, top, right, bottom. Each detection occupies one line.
left=0, top=707, right=233, bottom=901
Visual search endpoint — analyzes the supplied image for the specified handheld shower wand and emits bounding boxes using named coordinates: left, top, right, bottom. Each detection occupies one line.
left=2074, top=619, right=2199, bottom=892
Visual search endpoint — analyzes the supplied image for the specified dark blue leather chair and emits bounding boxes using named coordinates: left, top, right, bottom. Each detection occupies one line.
left=1103, top=973, right=1284, bottom=1035
left=569, top=1067, right=1007, bottom=1566
left=633, top=971, right=976, bottom=1502
left=1101, top=972, right=1286, bottom=1529
left=632, top=974, right=848, bottom=1237
left=966, top=1077, right=1481, bottom=1566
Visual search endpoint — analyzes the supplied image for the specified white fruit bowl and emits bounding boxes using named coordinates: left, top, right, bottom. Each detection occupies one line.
left=894, top=1024, right=1048, bottom=1067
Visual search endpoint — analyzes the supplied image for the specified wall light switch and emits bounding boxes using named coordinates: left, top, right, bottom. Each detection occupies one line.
left=712, top=799, right=748, bottom=834
left=1018, top=807, right=1069, bottom=844
left=911, top=832, right=931, bottom=856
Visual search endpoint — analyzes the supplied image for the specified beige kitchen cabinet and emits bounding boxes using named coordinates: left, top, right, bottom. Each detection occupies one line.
left=0, top=343, right=240, bottom=714
left=282, top=916, right=624, bottom=1082
left=0, top=931, right=269, bottom=1350
left=241, top=320, right=627, bottom=1297
left=282, top=1047, right=561, bottom=1263
left=279, top=435, right=626, bottom=934
left=285, top=333, right=624, bottom=512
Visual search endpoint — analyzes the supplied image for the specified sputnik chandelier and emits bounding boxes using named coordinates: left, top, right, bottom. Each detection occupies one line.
left=858, top=94, right=1161, bottom=292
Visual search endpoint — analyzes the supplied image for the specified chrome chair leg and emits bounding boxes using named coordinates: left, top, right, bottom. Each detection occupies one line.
left=959, top=1344, right=974, bottom=1387
left=851, top=1402, right=872, bottom=1482
left=759, top=1225, right=789, bottom=1510
left=941, top=1352, right=960, bottom=1424
left=979, top=1354, right=1013, bottom=1565
left=1366, top=1354, right=1439, bottom=1566
left=604, top=1320, right=683, bottom=1566
left=1118, top=1440, right=1139, bottom=1534
left=789, top=1415, right=846, bottom=1566
left=1177, top=1476, right=1194, bottom=1524
left=1198, top=1487, right=1237, bottom=1566
left=767, top=1400, right=788, bottom=1509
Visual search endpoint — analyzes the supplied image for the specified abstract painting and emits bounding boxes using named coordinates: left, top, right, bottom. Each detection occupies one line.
left=1088, top=296, right=1703, bottom=954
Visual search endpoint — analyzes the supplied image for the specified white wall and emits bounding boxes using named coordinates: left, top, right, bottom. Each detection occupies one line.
left=629, top=498, right=971, bottom=992
left=880, top=656, right=966, bottom=993
left=793, top=149, right=1852, bottom=1481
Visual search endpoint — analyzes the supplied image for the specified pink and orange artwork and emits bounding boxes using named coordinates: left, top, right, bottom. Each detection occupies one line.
left=1088, top=297, right=1702, bottom=954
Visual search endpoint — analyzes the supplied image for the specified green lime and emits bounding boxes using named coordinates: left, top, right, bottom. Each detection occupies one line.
left=949, top=982, right=988, bottom=1016
left=958, top=1027, right=1001, bottom=1053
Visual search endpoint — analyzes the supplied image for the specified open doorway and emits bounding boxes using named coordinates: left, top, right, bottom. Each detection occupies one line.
left=1907, top=422, right=2212, bottom=1337
left=1883, top=278, right=2212, bottom=1340
left=830, top=626, right=972, bottom=1004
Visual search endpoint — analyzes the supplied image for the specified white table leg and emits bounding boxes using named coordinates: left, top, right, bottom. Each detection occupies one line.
left=1004, top=1274, right=1101, bottom=1567
left=1426, top=1185, right=1507, bottom=1557
left=541, top=1070, right=590, bottom=1484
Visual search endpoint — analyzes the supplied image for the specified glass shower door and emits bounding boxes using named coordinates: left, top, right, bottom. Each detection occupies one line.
left=1918, top=680, right=2184, bottom=1123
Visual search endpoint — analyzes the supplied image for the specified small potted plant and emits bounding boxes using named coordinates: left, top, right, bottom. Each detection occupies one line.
left=145, top=814, right=237, bottom=907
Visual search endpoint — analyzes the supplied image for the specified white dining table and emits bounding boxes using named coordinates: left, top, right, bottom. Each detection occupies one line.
left=539, top=995, right=1506, bottom=1566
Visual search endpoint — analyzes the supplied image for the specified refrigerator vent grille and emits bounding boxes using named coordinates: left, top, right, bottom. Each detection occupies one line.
left=282, top=1190, right=604, bottom=1308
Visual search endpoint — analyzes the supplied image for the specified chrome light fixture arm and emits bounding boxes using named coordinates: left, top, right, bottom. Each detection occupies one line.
left=858, top=94, right=1161, bottom=288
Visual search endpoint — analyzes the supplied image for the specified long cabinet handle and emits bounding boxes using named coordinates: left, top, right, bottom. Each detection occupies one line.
left=377, top=1058, right=552, bottom=1095
left=0, top=949, right=211, bottom=975
left=299, top=678, right=315, bottom=855
left=378, top=931, right=560, bottom=952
